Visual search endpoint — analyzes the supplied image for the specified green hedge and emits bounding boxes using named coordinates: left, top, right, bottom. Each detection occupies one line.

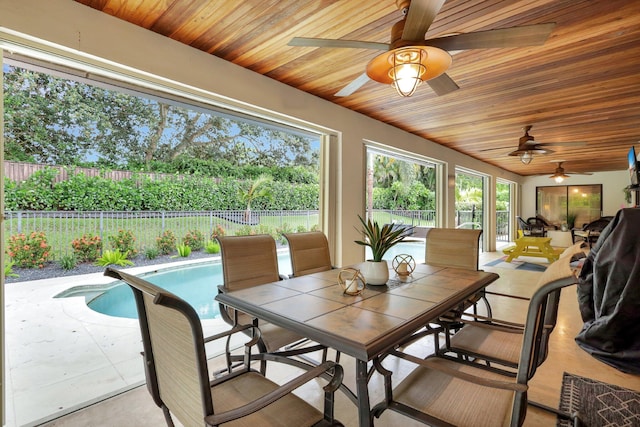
left=5, top=166, right=438, bottom=212
left=4, top=168, right=320, bottom=211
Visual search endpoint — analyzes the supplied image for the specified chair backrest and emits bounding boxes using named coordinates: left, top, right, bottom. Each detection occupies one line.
left=582, top=217, right=612, bottom=232
left=424, top=228, right=482, bottom=270
left=104, top=267, right=212, bottom=427
left=517, top=244, right=582, bottom=379
left=217, top=234, right=280, bottom=291
left=283, top=231, right=332, bottom=276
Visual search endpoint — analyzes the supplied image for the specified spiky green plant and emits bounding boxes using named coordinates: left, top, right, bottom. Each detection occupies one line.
left=95, top=249, right=134, bottom=267
left=354, top=215, right=413, bottom=262
left=175, top=244, right=192, bottom=258
left=204, top=240, right=220, bottom=254
left=4, top=260, right=19, bottom=278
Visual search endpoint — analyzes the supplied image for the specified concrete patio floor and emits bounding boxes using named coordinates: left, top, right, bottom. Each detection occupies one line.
left=3, top=258, right=231, bottom=427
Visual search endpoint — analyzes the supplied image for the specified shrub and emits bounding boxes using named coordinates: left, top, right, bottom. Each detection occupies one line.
left=156, top=230, right=176, bottom=255
left=234, top=225, right=255, bottom=236
left=108, top=229, right=138, bottom=256
left=4, top=260, right=19, bottom=278
left=144, top=247, right=160, bottom=260
left=211, top=224, right=226, bottom=239
left=95, top=249, right=134, bottom=267
left=175, top=244, right=191, bottom=258
left=182, top=230, right=204, bottom=251
left=204, top=240, right=220, bottom=254
left=71, top=234, right=103, bottom=262
left=7, top=231, right=52, bottom=268
left=59, top=254, right=77, bottom=270
left=275, top=223, right=293, bottom=245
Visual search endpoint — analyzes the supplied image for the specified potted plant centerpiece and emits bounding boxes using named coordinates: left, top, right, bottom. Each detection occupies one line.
left=354, top=215, right=412, bottom=285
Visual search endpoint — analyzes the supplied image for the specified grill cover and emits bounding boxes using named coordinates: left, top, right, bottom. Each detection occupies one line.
left=576, top=207, right=640, bottom=374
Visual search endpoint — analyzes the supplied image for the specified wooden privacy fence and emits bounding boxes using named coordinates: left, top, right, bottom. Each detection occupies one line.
left=3, top=161, right=191, bottom=183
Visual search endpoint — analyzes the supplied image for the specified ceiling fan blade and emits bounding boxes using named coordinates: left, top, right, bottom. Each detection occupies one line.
left=288, top=37, right=388, bottom=51
left=565, top=172, right=593, bottom=175
left=426, top=72, right=459, bottom=96
left=537, top=141, right=587, bottom=147
left=335, top=72, right=371, bottom=97
left=426, top=23, right=555, bottom=51
left=478, top=146, right=513, bottom=152
left=402, top=0, right=446, bottom=41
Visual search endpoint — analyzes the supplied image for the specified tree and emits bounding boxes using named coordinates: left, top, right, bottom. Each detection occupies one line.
left=239, top=174, right=273, bottom=223
left=3, top=65, right=319, bottom=170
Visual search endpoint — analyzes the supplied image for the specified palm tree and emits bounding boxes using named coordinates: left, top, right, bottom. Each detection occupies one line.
left=239, top=174, right=273, bottom=223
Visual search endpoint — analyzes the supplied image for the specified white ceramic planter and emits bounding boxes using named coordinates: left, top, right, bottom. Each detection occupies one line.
left=361, top=260, right=389, bottom=285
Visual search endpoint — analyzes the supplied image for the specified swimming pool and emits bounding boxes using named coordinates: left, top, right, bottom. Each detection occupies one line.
left=86, top=241, right=425, bottom=320
left=88, top=253, right=293, bottom=320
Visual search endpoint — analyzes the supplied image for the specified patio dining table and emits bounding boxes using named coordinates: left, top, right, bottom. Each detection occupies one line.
left=215, top=262, right=499, bottom=427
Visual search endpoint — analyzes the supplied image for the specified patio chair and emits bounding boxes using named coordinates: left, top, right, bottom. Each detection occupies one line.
left=282, top=231, right=340, bottom=359
left=371, top=243, right=583, bottom=427
left=103, top=267, right=344, bottom=427
left=517, top=216, right=545, bottom=237
left=398, top=228, right=488, bottom=350
left=424, top=228, right=483, bottom=271
left=439, top=242, right=587, bottom=375
left=575, top=216, right=612, bottom=247
left=283, top=231, right=333, bottom=277
left=424, top=228, right=491, bottom=318
left=216, top=234, right=327, bottom=374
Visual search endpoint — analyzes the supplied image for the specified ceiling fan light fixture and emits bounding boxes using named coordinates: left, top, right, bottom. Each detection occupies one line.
left=388, top=47, right=427, bottom=97
left=551, top=171, right=571, bottom=182
left=520, top=151, right=533, bottom=164
left=367, top=46, right=451, bottom=98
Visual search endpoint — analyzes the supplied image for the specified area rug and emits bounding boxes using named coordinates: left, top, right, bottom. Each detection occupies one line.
left=557, top=372, right=640, bottom=427
left=483, top=256, right=547, bottom=272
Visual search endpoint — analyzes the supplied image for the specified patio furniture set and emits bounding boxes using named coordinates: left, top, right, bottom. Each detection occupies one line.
left=109, top=229, right=585, bottom=427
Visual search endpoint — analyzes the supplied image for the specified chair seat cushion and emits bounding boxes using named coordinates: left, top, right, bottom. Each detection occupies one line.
left=212, top=372, right=323, bottom=427
left=392, top=358, right=515, bottom=427
left=448, top=323, right=523, bottom=366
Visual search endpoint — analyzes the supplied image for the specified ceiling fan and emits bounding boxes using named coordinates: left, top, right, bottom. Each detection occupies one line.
left=481, top=125, right=587, bottom=164
left=288, top=0, right=556, bottom=97
left=548, top=160, right=592, bottom=183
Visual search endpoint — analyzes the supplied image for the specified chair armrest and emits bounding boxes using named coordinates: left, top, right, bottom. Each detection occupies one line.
left=390, top=350, right=527, bottom=392
left=441, top=311, right=525, bottom=330
left=483, top=290, right=530, bottom=301
left=204, top=361, right=343, bottom=426
left=203, top=323, right=261, bottom=346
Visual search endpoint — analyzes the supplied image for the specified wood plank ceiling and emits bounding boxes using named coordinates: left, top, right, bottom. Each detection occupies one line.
left=73, top=0, right=640, bottom=178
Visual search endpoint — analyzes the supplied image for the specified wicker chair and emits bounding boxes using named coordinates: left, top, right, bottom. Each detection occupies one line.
left=371, top=243, right=584, bottom=426
left=283, top=231, right=333, bottom=277
left=104, top=267, right=344, bottom=427
left=216, top=234, right=327, bottom=374
left=517, top=216, right=546, bottom=237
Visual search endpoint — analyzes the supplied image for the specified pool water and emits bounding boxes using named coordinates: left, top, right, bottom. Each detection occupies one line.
left=88, top=253, right=293, bottom=320
left=86, top=241, right=425, bottom=320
